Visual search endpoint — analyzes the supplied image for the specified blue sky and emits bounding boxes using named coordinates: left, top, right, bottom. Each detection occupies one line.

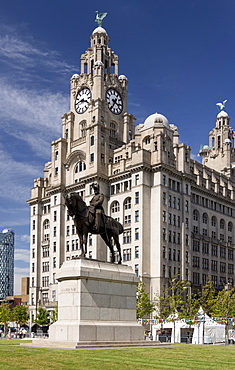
left=1, top=0, right=235, bottom=294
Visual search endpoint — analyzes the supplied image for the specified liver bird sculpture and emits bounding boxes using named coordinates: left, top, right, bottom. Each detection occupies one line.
left=95, top=11, right=107, bottom=27
left=216, top=100, right=227, bottom=111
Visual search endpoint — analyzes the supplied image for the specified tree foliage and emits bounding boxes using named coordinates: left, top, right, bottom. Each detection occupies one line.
left=200, top=279, right=216, bottom=316
left=12, top=305, right=29, bottom=327
left=136, top=281, right=155, bottom=319
left=0, top=303, right=12, bottom=337
left=212, top=286, right=235, bottom=318
left=34, top=307, right=50, bottom=326
left=155, top=279, right=200, bottom=320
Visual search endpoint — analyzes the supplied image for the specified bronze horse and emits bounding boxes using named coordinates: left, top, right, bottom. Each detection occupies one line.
left=64, top=192, right=123, bottom=263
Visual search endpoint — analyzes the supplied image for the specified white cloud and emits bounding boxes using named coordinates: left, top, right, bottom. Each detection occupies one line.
left=191, top=152, right=201, bottom=161
left=15, top=248, right=30, bottom=263
left=0, top=148, right=40, bottom=201
left=0, top=27, right=75, bottom=76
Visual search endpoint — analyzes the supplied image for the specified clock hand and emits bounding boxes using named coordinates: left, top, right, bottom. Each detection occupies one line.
left=110, top=98, right=118, bottom=109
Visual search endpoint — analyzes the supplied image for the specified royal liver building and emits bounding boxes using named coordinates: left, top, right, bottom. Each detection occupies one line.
left=28, top=25, right=235, bottom=320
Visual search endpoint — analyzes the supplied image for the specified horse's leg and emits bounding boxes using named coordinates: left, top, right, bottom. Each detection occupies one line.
left=113, top=233, right=122, bottom=264
left=78, top=233, right=85, bottom=258
left=83, top=232, right=88, bottom=256
left=101, top=232, right=115, bottom=263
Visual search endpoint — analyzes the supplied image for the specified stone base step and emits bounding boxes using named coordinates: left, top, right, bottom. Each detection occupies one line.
left=21, top=339, right=171, bottom=349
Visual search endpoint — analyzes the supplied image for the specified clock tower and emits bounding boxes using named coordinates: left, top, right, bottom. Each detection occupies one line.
left=60, top=25, right=136, bottom=183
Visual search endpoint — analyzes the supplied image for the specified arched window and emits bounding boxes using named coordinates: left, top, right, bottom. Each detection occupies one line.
left=202, top=213, right=208, bottom=224
left=124, top=197, right=131, bottom=210
left=80, top=120, right=87, bottom=137
left=44, top=219, right=50, bottom=230
left=228, top=222, right=233, bottom=232
left=211, top=216, right=217, bottom=227
left=111, top=201, right=120, bottom=213
left=75, top=162, right=86, bottom=173
left=143, top=136, right=151, bottom=145
left=90, top=135, right=94, bottom=146
left=220, top=219, right=225, bottom=229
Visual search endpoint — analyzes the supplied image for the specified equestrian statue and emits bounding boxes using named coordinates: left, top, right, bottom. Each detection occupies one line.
left=64, top=182, right=123, bottom=263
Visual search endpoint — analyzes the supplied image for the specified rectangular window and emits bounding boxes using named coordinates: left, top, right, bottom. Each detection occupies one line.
left=220, top=262, right=226, bottom=273
left=123, top=230, right=131, bottom=244
left=90, top=153, right=94, bottom=162
left=192, top=240, right=200, bottom=252
left=162, top=192, right=166, bottom=205
left=53, top=227, right=56, bottom=237
left=202, top=258, right=209, bottom=269
left=192, top=256, right=200, bottom=267
left=124, top=215, right=131, bottom=224
left=135, top=246, right=139, bottom=258
left=54, top=211, right=57, bottom=222
left=211, top=245, right=217, bottom=256
left=211, top=260, right=217, bottom=271
left=135, top=174, right=140, bottom=185
left=202, top=242, right=209, bottom=254
left=228, top=249, right=234, bottom=260
left=135, top=192, right=139, bottom=204
left=228, top=264, right=234, bottom=274
left=53, top=242, right=56, bottom=252
left=220, top=247, right=226, bottom=258
left=135, top=228, right=139, bottom=240
left=185, top=200, right=189, bottom=212
left=135, top=210, right=139, bottom=222
left=192, top=272, right=200, bottom=285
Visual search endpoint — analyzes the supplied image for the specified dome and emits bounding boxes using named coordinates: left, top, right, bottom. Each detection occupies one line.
left=224, top=138, right=231, bottom=143
left=118, top=74, right=128, bottom=80
left=217, top=110, right=228, bottom=118
left=143, top=112, right=170, bottom=129
left=71, top=74, right=79, bottom=79
left=92, top=27, right=107, bottom=35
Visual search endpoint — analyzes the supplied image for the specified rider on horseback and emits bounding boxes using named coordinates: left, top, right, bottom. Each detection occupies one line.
left=89, top=182, right=104, bottom=232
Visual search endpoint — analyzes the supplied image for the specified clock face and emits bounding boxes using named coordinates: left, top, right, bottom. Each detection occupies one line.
left=75, top=88, right=91, bottom=114
left=106, top=88, right=123, bottom=115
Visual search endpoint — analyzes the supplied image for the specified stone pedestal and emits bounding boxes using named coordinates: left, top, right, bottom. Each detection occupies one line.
left=49, top=258, right=144, bottom=342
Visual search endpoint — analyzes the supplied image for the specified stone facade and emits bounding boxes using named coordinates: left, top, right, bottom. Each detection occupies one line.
left=28, top=26, right=235, bottom=323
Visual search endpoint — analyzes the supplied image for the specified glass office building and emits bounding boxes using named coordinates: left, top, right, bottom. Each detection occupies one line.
left=0, top=229, right=14, bottom=298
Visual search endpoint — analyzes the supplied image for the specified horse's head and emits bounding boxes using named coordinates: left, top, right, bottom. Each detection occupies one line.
left=64, top=192, right=87, bottom=216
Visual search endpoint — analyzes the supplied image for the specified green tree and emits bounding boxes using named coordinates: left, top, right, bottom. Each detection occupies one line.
left=212, top=286, right=235, bottom=318
left=12, top=305, right=29, bottom=327
left=154, top=279, right=198, bottom=320
left=34, top=307, right=50, bottom=326
left=212, top=285, right=235, bottom=345
left=200, top=279, right=216, bottom=316
left=136, top=281, right=155, bottom=319
left=0, top=303, right=12, bottom=337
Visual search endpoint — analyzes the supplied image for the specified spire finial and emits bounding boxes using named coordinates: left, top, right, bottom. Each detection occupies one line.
left=216, top=99, right=227, bottom=111
left=95, top=11, right=107, bottom=27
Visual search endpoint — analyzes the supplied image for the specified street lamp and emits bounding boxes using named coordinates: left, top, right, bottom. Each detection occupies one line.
left=224, top=281, right=232, bottom=346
